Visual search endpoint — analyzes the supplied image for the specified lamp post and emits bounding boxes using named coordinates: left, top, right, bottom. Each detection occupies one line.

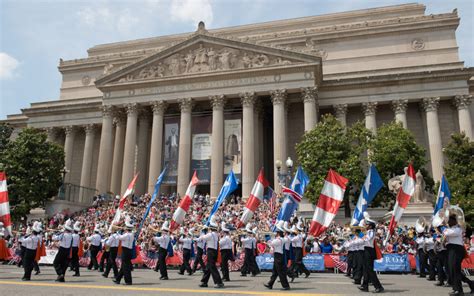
left=275, top=157, right=294, bottom=188
left=58, top=167, right=69, bottom=200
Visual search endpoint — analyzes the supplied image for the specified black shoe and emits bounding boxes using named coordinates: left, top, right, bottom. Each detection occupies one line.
left=449, top=291, right=464, bottom=296
left=419, top=275, right=426, bottom=278
left=113, top=279, right=120, bottom=285
left=102, top=274, right=108, bottom=278
left=178, top=272, right=184, bottom=275
left=34, top=270, right=40, bottom=275
left=434, top=282, right=443, bottom=286
left=87, top=267, right=92, bottom=270
left=161, top=277, right=169, bottom=280
left=22, top=278, right=30, bottom=281
left=251, top=274, right=256, bottom=277
left=427, top=278, right=435, bottom=281
left=55, top=275, right=65, bottom=282
left=358, top=286, right=369, bottom=292
left=99, top=268, right=104, bottom=272
left=223, top=278, right=229, bottom=282
left=240, top=274, right=247, bottom=277
left=188, top=272, right=193, bottom=276
left=214, top=284, right=224, bottom=289
left=468, top=280, right=474, bottom=293
left=373, top=287, right=384, bottom=293
left=282, top=287, right=290, bottom=291
left=199, top=283, right=208, bottom=288
left=354, top=281, right=361, bottom=285
left=72, top=273, right=80, bottom=277
left=124, top=283, right=132, bottom=286
left=264, top=284, right=272, bottom=290
left=444, top=283, right=452, bottom=288
left=305, top=273, right=310, bottom=278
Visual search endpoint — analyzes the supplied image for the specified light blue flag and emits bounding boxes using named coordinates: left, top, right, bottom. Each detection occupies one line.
left=206, top=170, right=238, bottom=226
left=433, top=175, right=451, bottom=216
left=275, top=166, right=310, bottom=224
left=351, top=164, right=383, bottom=226
left=135, top=167, right=167, bottom=239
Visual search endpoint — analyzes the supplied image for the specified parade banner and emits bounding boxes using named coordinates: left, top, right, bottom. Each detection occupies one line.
left=374, top=253, right=412, bottom=272
left=302, top=253, right=325, bottom=271
left=256, top=253, right=274, bottom=270
left=224, top=116, right=242, bottom=179
left=38, top=248, right=58, bottom=264
left=163, top=118, right=180, bottom=184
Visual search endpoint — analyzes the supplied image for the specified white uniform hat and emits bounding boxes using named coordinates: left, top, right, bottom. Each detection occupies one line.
left=124, top=216, right=135, bottom=229
left=275, top=220, right=285, bottom=232
left=73, top=221, right=81, bottom=232
left=290, top=225, right=298, bottom=234
left=252, top=226, right=258, bottom=235
left=32, top=221, right=41, bottom=233
left=188, top=227, right=195, bottom=236
left=161, top=221, right=170, bottom=232
left=296, top=221, right=304, bottom=231
left=64, top=219, right=73, bottom=231
left=363, top=212, right=376, bottom=226
left=245, top=223, right=253, bottom=234
left=221, top=222, right=230, bottom=232
left=283, top=221, right=292, bottom=233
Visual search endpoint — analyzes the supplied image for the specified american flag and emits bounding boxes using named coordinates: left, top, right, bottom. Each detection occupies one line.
left=265, top=187, right=278, bottom=214
left=330, top=255, right=348, bottom=273
left=282, top=186, right=302, bottom=203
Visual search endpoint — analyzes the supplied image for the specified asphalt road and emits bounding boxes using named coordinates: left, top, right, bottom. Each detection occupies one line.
left=0, top=265, right=472, bottom=296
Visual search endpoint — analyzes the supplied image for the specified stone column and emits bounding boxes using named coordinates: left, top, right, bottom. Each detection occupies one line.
left=110, top=113, right=126, bottom=195
left=63, top=126, right=76, bottom=183
left=79, top=125, right=96, bottom=202
left=177, top=98, right=193, bottom=197
left=333, top=104, right=348, bottom=126
left=95, top=105, right=115, bottom=194
left=240, top=92, right=256, bottom=198
left=254, top=101, right=262, bottom=176
left=391, top=99, right=408, bottom=128
left=135, top=110, right=151, bottom=196
left=148, top=101, right=167, bottom=194
left=210, top=95, right=226, bottom=199
left=454, top=95, right=472, bottom=139
left=301, top=86, right=318, bottom=131
left=362, top=102, right=378, bottom=134
left=422, top=97, right=443, bottom=181
left=46, top=127, right=57, bottom=142
left=121, top=103, right=139, bottom=193
left=271, top=89, right=288, bottom=193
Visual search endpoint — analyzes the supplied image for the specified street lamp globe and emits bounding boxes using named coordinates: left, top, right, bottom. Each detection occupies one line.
left=275, top=159, right=282, bottom=170
left=285, top=157, right=294, bottom=168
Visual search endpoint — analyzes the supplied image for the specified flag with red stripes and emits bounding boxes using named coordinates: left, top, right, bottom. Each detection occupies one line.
left=236, top=169, right=269, bottom=228
left=330, top=254, right=348, bottom=273
left=110, top=173, right=139, bottom=230
left=386, top=164, right=416, bottom=239
left=309, top=169, right=348, bottom=237
left=266, top=187, right=277, bottom=214
left=282, top=186, right=302, bottom=203
left=170, top=171, right=199, bottom=232
left=0, top=172, right=12, bottom=236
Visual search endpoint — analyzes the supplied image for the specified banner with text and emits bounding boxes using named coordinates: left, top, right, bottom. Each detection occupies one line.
left=374, top=253, right=411, bottom=272
left=191, top=115, right=212, bottom=183
left=163, top=117, right=180, bottom=184
left=224, top=115, right=242, bottom=180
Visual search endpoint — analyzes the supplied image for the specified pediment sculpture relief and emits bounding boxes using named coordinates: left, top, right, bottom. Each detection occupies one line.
left=116, top=42, right=298, bottom=83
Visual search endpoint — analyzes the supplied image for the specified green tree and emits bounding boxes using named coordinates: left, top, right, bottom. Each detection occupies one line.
left=295, top=114, right=372, bottom=217
left=0, top=123, right=13, bottom=155
left=1, top=128, right=65, bottom=220
left=369, top=122, right=431, bottom=207
left=443, top=132, right=474, bottom=227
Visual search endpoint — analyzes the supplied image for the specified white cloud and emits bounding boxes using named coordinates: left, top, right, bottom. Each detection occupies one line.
left=76, top=6, right=139, bottom=35
left=0, top=53, right=20, bottom=79
left=170, top=0, right=213, bottom=27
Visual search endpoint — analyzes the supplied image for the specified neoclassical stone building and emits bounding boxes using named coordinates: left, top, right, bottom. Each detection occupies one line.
left=3, top=3, right=473, bottom=214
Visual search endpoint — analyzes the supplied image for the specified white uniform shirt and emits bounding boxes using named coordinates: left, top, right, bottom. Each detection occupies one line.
left=290, top=234, right=303, bottom=248
left=118, top=232, right=134, bottom=249
left=179, top=237, right=193, bottom=250
left=20, top=235, right=28, bottom=247
left=415, top=236, right=425, bottom=250
left=241, top=236, right=256, bottom=250
left=443, top=225, right=463, bottom=246
left=153, top=234, right=170, bottom=249
left=425, top=237, right=435, bottom=251
left=72, top=233, right=80, bottom=247
left=363, top=229, right=375, bottom=248
left=106, top=233, right=120, bottom=248
left=219, top=235, right=232, bottom=250
left=283, top=236, right=290, bottom=251
left=201, top=231, right=219, bottom=250
left=23, top=234, right=39, bottom=250
left=269, top=237, right=284, bottom=254
left=195, top=233, right=206, bottom=249
left=87, top=233, right=102, bottom=247
left=53, top=232, right=73, bottom=248
left=353, top=237, right=365, bottom=251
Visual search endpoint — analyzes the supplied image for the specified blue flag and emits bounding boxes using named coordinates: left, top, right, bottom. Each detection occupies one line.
left=135, top=167, right=167, bottom=239
left=207, top=170, right=238, bottom=225
left=351, top=164, right=383, bottom=226
left=275, top=166, right=309, bottom=223
left=433, top=175, right=451, bottom=216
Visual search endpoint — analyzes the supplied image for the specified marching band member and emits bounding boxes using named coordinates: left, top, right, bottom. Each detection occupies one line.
left=433, top=225, right=448, bottom=287
left=103, top=228, right=119, bottom=279
left=153, top=221, right=171, bottom=280
left=178, top=227, right=193, bottom=276
left=264, top=221, right=290, bottom=290
left=289, top=223, right=310, bottom=281
left=415, top=218, right=428, bottom=278
left=240, top=223, right=258, bottom=277
left=282, top=222, right=295, bottom=281
left=192, top=227, right=207, bottom=273
left=71, top=221, right=82, bottom=277
left=199, top=221, right=224, bottom=289
left=219, top=222, right=232, bottom=282
left=425, top=229, right=437, bottom=281
left=113, top=216, right=135, bottom=285
left=21, top=222, right=40, bottom=281
left=99, top=228, right=109, bottom=273
left=18, top=225, right=31, bottom=268
left=351, top=228, right=365, bottom=285
left=358, top=214, right=384, bottom=293
left=344, top=234, right=354, bottom=278
left=52, top=219, right=73, bottom=282
left=87, top=224, right=102, bottom=270
left=32, top=221, right=45, bottom=275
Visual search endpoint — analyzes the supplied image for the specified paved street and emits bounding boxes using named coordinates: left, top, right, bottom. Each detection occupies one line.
left=1, top=265, right=472, bottom=295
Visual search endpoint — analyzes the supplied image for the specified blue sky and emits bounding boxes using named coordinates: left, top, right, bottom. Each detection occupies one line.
left=1, top=0, right=473, bottom=120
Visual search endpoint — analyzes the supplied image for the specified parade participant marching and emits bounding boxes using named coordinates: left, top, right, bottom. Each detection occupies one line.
left=153, top=221, right=171, bottom=280
left=358, top=213, right=384, bottom=293
left=178, top=227, right=193, bottom=276
left=87, top=224, right=102, bottom=270
left=264, top=221, right=290, bottom=290
left=425, top=228, right=437, bottom=281
left=192, top=227, right=207, bottom=273
left=52, top=219, right=73, bottom=282
left=282, top=222, right=295, bottom=281
left=415, top=217, right=429, bottom=278
left=99, top=227, right=109, bottom=273
left=0, top=222, right=11, bottom=263
left=18, top=225, right=31, bottom=268
left=240, top=223, right=258, bottom=277
left=199, top=221, right=224, bottom=289
left=433, top=225, right=448, bottom=287
left=32, top=221, right=45, bottom=275
left=103, top=228, right=119, bottom=279
left=113, top=216, right=135, bottom=285
left=219, top=222, right=233, bottom=282
left=351, top=228, right=365, bottom=285
left=71, top=221, right=82, bottom=277
left=21, top=222, right=40, bottom=281
left=289, top=222, right=310, bottom=281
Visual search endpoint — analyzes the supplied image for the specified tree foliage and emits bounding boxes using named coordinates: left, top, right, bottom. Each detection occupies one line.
left=369, top=122, right=431, bottom=207
left=0, top=123, right=13, bottom=154
left=443, top=133, right=474, bottom=227
left=1, top=128, right=65, bottom=220
left=295, top=114, right=372, bottom=216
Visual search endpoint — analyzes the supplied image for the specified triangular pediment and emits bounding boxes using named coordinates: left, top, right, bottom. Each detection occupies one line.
left=95, top=33, right=321, bottom=86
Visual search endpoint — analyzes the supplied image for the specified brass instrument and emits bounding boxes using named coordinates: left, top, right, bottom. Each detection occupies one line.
left=415, top=216, right=427, bottom=234
left=445, top=205, right=466, bottom=229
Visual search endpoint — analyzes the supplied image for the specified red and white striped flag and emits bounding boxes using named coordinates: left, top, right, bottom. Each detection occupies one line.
left=330, top=254, right=348, bottom=273
left=236, top=169, right=269, bottom=228
left=170, top=171, right=199, bottom=232
left=386, top=163, right=416, bottom=239
left=0, top=172, right=12, bottom=236
left=309, top=169, right=348, bottom=237
left=267, top=187, right=277, bottom=214
left=110, top=173, right=139, bottom=230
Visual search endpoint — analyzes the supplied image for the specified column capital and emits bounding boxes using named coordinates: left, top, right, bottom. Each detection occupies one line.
left=301, top=86, right=318, bottom=104
left=151, top=101, right=168, bottom=115
left=209, top=94, right=226, bottom=110
left=453, top=95, right=472, bottom=110
left=125, top=103, right=139, bottom=116
left=84, top=124, right=96, bottom=135
left=421, top=97, right=440, bottom=112
left=391, top=99, right=409, bottom=114
left=101, top=105, right=114, bottom=117
left=362, top=102, right=378, bottom=116
left=138, top=108, right=152, bottom=121
left=178, top=98, right=193, bottom=113
left=64, top=125, right=76, bottom=136
left=239, top=92, right=256, bottom=107
left=270, top=89, right=287, bottom=105
left=113, top=111, right=126, bottom=127
left=333, top=104, right=348, bottom=117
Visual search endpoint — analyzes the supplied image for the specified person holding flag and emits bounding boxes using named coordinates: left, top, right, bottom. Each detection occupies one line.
left=359, top=213, right=384, bottom=293
left=207, top=170, right=238, bottom=226
left=351, top=164, right=383, bottom=226
left=199, top=220, right=224, bottom=289
left=113, top=216, right=135, bottom=286
left=153, top=221, right=171, bottom=280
